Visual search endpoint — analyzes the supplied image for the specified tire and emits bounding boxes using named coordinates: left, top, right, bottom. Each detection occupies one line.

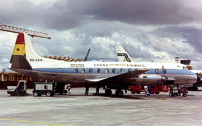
left=116, top=90, right=123, bottom=97
left=10, top=93, right=15, bottom=96
left=46, top=91, right=51, bottom=97
left=33, top=91, right=39, bottom=97
left=137, top=91, right=140, bottom=94
left=155, top=91, right=159, bottom=94
left=18, top=92, right=23, bottom=96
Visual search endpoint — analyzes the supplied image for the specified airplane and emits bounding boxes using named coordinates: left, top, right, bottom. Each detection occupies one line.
left=8, top=33, right=198, bottom=97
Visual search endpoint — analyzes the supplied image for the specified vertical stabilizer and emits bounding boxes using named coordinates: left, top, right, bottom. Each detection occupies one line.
left=115, top=46, right=134, bottom=62
left=10, top=33, right=26, bottom=64
left=8, top=32, right=57, bottom=69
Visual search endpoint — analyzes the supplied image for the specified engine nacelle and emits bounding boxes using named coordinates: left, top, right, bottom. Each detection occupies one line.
left=133, top=74, right=163, bottom=85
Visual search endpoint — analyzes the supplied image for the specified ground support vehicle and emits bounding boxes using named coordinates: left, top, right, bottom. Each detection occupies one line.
left=169, top=86, right=188, bottom=97
left=128, top=86, right=144, bottom=94
left=150, top=86, right=169, bottom=94
left=128, top=85, right=168, bottom=94
left=181, top=88, right=188, bottom=97
left=33, top=82, right=55, bottom=97
left=7, top=80, right=27, bottom=96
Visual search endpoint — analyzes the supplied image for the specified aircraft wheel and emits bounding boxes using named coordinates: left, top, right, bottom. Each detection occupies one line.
left=105, top=89, right=112, bottom=96
left=116, top=90, right=123, bottom=97
left=46, top=91, right=51, bottom=97
left=33, top=91, right=39, bottom=97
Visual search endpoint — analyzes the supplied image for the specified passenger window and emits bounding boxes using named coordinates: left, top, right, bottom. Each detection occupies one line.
left=89, top=68, right=93, bottom=73
left=81, top=68, right=85, bottom=73
left=74, top=68, right=78, bottom=73
left=120, top=68, right=124, bottom=73
left=105, top=68, right=109, bottom=73
left=97, top=68, right=101, bottom=73
left=112, top=68, right=116, bottom=73
left=44, top=85, right=47, bottom=89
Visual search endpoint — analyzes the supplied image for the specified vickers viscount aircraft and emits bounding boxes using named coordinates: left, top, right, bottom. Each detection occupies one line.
left=8, top=33, right=198, bottom=97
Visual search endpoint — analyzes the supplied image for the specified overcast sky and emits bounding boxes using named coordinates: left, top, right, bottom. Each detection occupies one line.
left=1, top=0, right=202, bottom=71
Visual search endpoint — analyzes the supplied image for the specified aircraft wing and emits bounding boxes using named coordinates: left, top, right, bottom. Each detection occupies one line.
left=85, top=69, right=149, bottom=83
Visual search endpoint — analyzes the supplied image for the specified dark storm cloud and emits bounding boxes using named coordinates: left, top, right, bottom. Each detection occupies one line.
left=44, top=0, right=202, bottom=30
left=46, top=0, right=202, bottom=28
left=2, top=0, right=201, bottom=31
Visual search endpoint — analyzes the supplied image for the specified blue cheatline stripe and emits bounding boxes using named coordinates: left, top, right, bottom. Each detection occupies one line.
left=32, top=68, right=196, bottom=75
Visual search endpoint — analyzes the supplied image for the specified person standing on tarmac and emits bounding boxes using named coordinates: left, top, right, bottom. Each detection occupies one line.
left=96, top=86, right=100, bottom=95
left=67, top=84, right=71, bottom=94
left=85, top=85, right=89, bottom=95
left=144, top=85, right=148, bottom=97
left=64, top=84, right=68, bottom=95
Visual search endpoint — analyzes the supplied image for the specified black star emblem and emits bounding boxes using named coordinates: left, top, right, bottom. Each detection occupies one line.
left=17, top=48, right=19, bottom=51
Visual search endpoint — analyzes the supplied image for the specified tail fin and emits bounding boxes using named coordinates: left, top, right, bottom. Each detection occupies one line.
left=9, top=33, right=26, bottom=64
left=115, top=46, right=134, bottom=62
left=8, top=32, right=56, bottom=69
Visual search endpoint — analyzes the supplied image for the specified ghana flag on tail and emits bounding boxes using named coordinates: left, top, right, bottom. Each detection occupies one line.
left=10, top=33, right=26, bottom=63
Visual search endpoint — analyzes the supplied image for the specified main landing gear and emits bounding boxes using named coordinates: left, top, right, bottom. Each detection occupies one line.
left=104, top=89, right=124, bottom=97
left=115, top=90, right=124, bottom=97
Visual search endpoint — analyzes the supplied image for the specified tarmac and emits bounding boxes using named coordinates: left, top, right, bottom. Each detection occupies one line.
left=0, top=87, right=202, bottom=126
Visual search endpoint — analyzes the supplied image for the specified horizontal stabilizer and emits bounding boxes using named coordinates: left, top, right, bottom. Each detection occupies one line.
left=11, top=55, right=32, bottom=70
